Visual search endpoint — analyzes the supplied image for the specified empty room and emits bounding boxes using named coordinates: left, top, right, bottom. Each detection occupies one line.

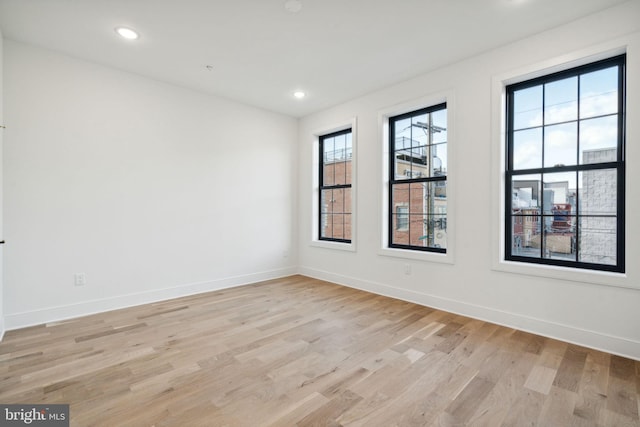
left=0, top=0, right=639, bottom=425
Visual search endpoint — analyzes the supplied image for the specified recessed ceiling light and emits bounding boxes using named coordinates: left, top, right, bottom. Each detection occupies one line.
left=284, top=0, right=302, bottom=13
left=115, top=27, right=139, bottom=40
left=293, top=91, right=306, bottom=99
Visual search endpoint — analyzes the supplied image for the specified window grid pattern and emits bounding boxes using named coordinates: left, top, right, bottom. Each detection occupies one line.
left=389, top=104, right=447, bottom=252
left=505, top=55, right=625, bottom=272
left=319, top=129, right=352, bottom=243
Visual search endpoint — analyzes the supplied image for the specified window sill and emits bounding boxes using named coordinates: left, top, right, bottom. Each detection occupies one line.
left=310, top=239, right=356, bottom=252
left=492, top=259, right=633, bottom=289
left=378, top=247, right=454, bottom=264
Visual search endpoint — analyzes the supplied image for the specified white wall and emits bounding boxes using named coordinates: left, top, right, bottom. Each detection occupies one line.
left=3, top=41, right=298, bottom=328
left=298, top=1, right=640, bottom=359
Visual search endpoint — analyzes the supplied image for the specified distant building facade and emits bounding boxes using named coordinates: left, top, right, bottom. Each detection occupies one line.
left=320, top=136, right=352, bottom=241
left=580, top=148, right=617, bottom=264
left=511, top=147, right=616, bottom=262
left=391, top=136, right=447, bottom=249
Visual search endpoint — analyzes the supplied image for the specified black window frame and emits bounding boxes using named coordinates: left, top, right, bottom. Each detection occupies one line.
left=389, top=103, right=447, bottom=253
left=505, top=54, right=625, bottom=273
left=319, top=128, right=352, bottom=243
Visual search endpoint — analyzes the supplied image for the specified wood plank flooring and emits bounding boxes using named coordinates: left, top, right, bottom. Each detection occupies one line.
left=1, top=275, right=639, bottom=426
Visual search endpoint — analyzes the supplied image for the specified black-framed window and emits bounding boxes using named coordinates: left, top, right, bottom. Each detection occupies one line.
left=319, top=129, right=352, bottom=243
left=505, top=55, right=625, bottom=273
left=389, top=104, right=447, bottom=252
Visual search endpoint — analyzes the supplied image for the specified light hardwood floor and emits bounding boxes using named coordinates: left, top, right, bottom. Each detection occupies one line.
left=1, top=275, right=638, bottom=426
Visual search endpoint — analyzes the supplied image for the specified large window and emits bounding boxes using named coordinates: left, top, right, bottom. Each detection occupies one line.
left=389, top=104, right=447, bottom=252
left=319, top=129, right=352, bottom=243
left=505, top=55, right=625, bottom=272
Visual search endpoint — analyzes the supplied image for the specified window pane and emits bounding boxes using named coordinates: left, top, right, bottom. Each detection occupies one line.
left=513, top=86, right=542, bottom=130
left=331, top=188, right=346, bottom=214
left=322, top=137, right=335, bottom=186
left=580, top=66, right=618, bottom=119
left=393, top=117, right=412, bottom=180
left=408, top=214, right=446, bottom=248
left=345, top=159, right=352, bottom=185
left=433, top=215, right=447, bottom=249
left=431, top=142, right=447, bottom=176
left=393, top=118, right=411, bottom=149
left=332, top=214, right=345, bottom=240
left=344, top=214, right=352, bottom=241
left=550, top=208, right=574, bottom=233
left=513, top=128, right=542, bottom=170
left=511, top=216, right=541, bottom=258
left=333, top=161, right=346, bottom=186
left=411, top=113, right=429, bottom=147
left=323, top=163, right=334, bottom=186
left=343, top=188, right=352, bottom=214
left=394, top=146, right=426, bottom=179
left=543, top=220, right=576, bottom=262
left=320, top=214, right=332, bottom=239
left=579, top=169, right=616, bottom=215
left=323, top=136, right=335, bottom=162
left=392, top=183, right=410, bottom=210
left=543, top=171, right=576, bottom=213
left=409, top=183, right=425, bottom=214
left=408, top=182, right=446, bottom=215
left=392, top=211, right=410, bottom=245
left=334, top=133, right=346, bottom=163
left=345, top=133, right=353, bottom=184
left=544, top=122, right=577, bottom=167
left=544, top=77, right=577, bottom=125
left=431, top=108, right=448, bottom=144
left=578, top=216, right=616, bottom=265
left=333, top=134, right=347, bottom=185
left=408, top=214, right=428, bottom=247
left=512, top=174, right=542, bottom=212
left=396, top=206, right=409, bottom=230
left=579, top=116, right=618, bottom=164
left=434, top=180, right=447, bottom=201
left=321, top=189, right=333, bottom=214
left=394, top=150, right=408, bottom=180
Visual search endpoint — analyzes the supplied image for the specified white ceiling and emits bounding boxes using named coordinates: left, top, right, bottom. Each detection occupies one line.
left=0, top=0, right=630, bottom=117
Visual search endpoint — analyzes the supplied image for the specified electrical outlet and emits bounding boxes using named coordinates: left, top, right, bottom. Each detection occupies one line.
left=403, top=264, right=412, bottom=275
left=74, top=273, right=86, bottom=286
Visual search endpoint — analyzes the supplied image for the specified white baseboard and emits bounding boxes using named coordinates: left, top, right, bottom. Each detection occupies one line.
left=4, top=267, right=298, bottom=331
left=299, top=266, right=640, bottom=361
